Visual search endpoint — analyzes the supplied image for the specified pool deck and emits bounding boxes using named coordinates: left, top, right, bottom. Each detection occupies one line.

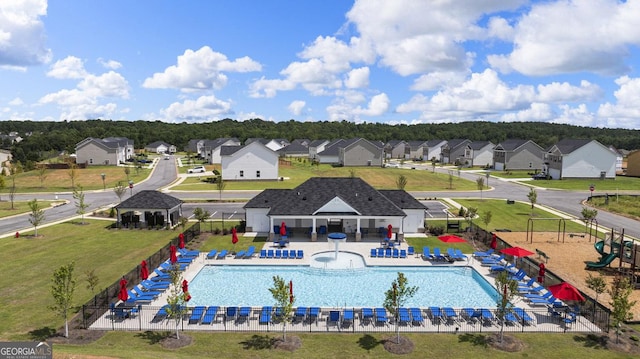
left=90, top=239, right=601, bottom=333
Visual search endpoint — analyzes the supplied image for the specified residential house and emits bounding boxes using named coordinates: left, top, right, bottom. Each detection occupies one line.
left=0, top=149, right=11, bottom=175
left=220, top=141, right=279, bottom=180
left=277, top=139, right=309, bottom=157
left=114, top=190, right=183, bottom=229
left=245, top=138, right=290, bottom=152
left=493, top=139, right=545, bottom=171
left=75, top=137, right=134, bottom=165
left=407, top=140, right=429, bottom=160
left=317, top=139, right=345, bottom=164
left=425, top=140, right=447, bottom=162
left=0, top=132, right=22, bottom=145
left=145, top=141, right=176, bottom=154
left=203, top=138, right=241, bottom=164
left=339, top=138, right=384, bottom=167
left=185, top=139, right=206, bottom=158
left=308, top=139, right=330, bottom=160
left=243, top=177, right=427, bottom=240
left=467, top=141, right=495, bottom=167
left=625, top=150, right=640, bottom=177
left=440, top=139, right=471, bottom=165
left=608, top=146, right=625, bottom=174
left=545, top=139, right=616, bottom=179
left=384, top=140, right=409, bottom=159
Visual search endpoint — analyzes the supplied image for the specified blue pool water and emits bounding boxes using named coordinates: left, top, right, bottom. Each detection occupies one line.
left=187, top=265, right=500, bottom=308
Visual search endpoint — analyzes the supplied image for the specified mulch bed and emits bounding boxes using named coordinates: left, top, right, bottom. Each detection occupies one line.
left=382, top=336, right=415, bottom=354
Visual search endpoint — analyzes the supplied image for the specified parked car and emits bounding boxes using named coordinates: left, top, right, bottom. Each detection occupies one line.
left=187, top=166, right=206, bottom=174
left=385, top=163, right=400, bottom=168
left=532, top=173, right=548, bottom=180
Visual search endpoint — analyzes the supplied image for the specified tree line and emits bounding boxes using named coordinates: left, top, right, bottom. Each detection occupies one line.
left=1, top=118, right=639, bottom=169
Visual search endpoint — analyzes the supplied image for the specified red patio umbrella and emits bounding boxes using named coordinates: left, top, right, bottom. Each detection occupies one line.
left=438, top=234, right=466, bottom=243
left=490, top=233, right=498, bottom=249
left=182, top=279, right=191, bottom=302
left=140, top=260, right=149, bottom=280
left=170, top=244, right=177, bottom=264
left=280, top=222, right=287, bottom=237
left=118, top=277, right=128, bottom=302
left=289, top=280, right=294, bottom=304
left=537, top=263, right=546, bottom=284
left=178, top=233, right=185, bottom=249
left=548, top=282, right=585, bottom=302
left=387, top=224, right=393, bottom=240
left=500, top=246, right=534, bottom=265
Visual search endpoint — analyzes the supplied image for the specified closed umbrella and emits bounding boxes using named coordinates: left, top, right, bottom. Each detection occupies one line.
left=280, top=222, right=287, bottom=238
left=490, top=233, right=498, bottom=249
left=118, top=277, right=128, bottom=302
left=140, top=260, right=149, bottom=280
left=289, top=280, right=294, bottom=304
left=537, top=263, right=546, bottom=283
left=387, top=224, right=393, bottom=241
left=182, top=279, right=191, bottom=302
left=170, top=244, right=177, bottom=264
left=232, top=227, right=238, bottom=252
left=438, top=234, right=466, bottom=243
left=178, top=233, right=185, bottom=249
left=548, top=282, right=585, bottom=302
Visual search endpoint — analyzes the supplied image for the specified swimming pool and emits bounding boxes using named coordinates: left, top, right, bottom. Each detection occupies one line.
left=187, top=265, right=500, bottom=308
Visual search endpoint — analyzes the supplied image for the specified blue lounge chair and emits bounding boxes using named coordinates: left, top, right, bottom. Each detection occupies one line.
left=455, top=249, right=468, bottom=260
left=296, top=250, right=304, bottom=259
left=125, top=293, right=153, bottom=305
left=141, top=280, right=169, bottom=290
left=443, top=307, right=458, bottom=324
left=327, top=310, right=341, bottom=329
left=309, top=307, right=320, bottom=324
left=259, top=306, right=272, bottom=325
left=294, top=307, right=308, bottom=322
left=152, top=305, right=170, bottom=322
left=189, top=306, right=206, bottom=324
left=490, top=263, right=515, bottom=273
left=109, top=303, right=129, bottom=320
left=377, top=248, right=385, bottom=257
left=201, top=306, right=219, bottom=325
left=432, top=247, right=446, bottom=261
left=275, top=249, right=282, bottom=259
left=342, top=309, right=354, bottom=328
left=513, top=308, right=535, bottom=326
left=408, top=246, right=415, bottom=257
left=375, top=308, right=388, bottom=326
left=225, top=306, right=238, bottom=321
left=361, top=308, right=374, bottom=325
left=400, top=249, right=407, bottom=258
left=410, top=307, right=424, bottom=326
left=259, top=249, right=267, bottom=258
left=244, top=246, right=256, bottom=258
left=206, top=249, right=218, bottom=259
left=385, top=248, right=392, bottom=258
left=179, top=248, right=199, bottom=257
left=463, top=308, right=482, bottom=323
left=509, top=269, right=527, bottom=281
left=177, top=256, right=194, bottom=264
left=473, top=248, right=495, bottom=257
left=517, top=278, right=537, bottom=290
left=238, top=307, right=251, bottom=323
left=281, top=250, right=289, bottom=259
left=524, top=291, right=552, bottom=300
left=235, top=249, right=246, bottom=258
left=481, top=254, right=505, bottom=266
left=217, top=249, right=228, bottom=259
left=422, top=247, right=434, bottom=260
left=429, top=307, right=443, bottom=324
left=480, top=309, right=494, bottom=325
left=288, top=249, right=296, bottom=259
left=267, top=249, right=274, bottom=259
left=392, top=249, right=399, bottom=258
left=398, top=308, right=411, bottom=326
left=447, top=248, right=464, bottom=261
left=370, top=248, right=377, bottom=257
left=132, top=286, right=162, bottom=298
left=504, top=311, right=519, bottom=326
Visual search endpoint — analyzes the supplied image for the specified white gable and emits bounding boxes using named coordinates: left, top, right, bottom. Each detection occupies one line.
left=314, top=196, right=361, bottom=215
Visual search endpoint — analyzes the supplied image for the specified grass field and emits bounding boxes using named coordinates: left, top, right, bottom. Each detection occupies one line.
left=0, top=200, right=65, bottom=218
left=589, top=195, right=640, bottom=221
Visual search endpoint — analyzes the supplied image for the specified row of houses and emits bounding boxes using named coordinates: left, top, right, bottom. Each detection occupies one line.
left=75, top=136, right=635, bottom=180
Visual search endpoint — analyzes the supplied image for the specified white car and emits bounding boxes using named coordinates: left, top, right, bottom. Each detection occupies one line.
left=385, top=163, right=400, bottom=168
left=187, top=166, right=206, bottom=174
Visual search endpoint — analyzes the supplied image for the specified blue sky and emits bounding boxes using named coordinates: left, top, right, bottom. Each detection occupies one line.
left=2, top=0, right=640, bottom=129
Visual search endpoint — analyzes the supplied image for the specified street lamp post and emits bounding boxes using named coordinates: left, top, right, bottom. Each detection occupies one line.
left=100, top=173, right=106, bottom=190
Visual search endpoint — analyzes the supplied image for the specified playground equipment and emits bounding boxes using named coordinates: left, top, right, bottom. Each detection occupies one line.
left=586, top=228, right=640, bottom=288
left=526, top=218, right=566, bottom=243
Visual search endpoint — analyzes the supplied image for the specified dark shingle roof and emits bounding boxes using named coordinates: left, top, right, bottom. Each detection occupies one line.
left=551, top=138, right=592, bottom=154
left=495, top=139, right=528, bottom=151
left=244, top=177, right=424, bottom=216
left=115, top=190, right=183, bottom=209
left=469, top=141, right=493, bottom=150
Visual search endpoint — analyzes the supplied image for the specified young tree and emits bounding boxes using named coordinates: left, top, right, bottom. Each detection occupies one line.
left=37, top=165, right=48, bottom=188
left=49, top=262, right=76, bottom=338
left=178, top=216, right=189, bottom=231
left=100, top=173, right=106, bottom=190
left=0, top=173, right=4, bottom=201
left=465, top=207, right=478, bottom=232
left=581, top=207, right=598, bottom=234
left=383, top=272, right=418, bottom=344
left=124, top=167, right=130, bottom=182
left=396, top=174, right=408, bottom=190
left=431, top=160, right=436, bottom=173
left=165, top=264, right=189, bottom=339
left=527, top=188, right=537, bottom=215
left=448, top=170, right=454, bottom=189
left=73, top=185, right=90, bottom=224
left=215, top=177, right=226, bottom=200
left=193, top=207, right=210, bottom=223
left=269, top=275, right=294, bottom=341
left=585, top=272, right=607, bottom=312
left=113, top=182, right=127, bottom=203
left=609, top=275, right=637, bottom=343
left=494, top=271, right=519, bottom=343
left=476, top=177, right=485, bottom=200
left=85, top=269, right=99, bottom=295
left=28, top=199, right=45, bottom=237
left=8, top=163, right=21, bottom=209
left=480, top=210, right=493, bottom=239
left=68, top=163, right=78, bottom=189
left=349, top=168, right=357, bottom=178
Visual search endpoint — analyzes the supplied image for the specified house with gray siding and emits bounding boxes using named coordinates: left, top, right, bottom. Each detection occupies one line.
left=440, top=139, right=471, bottom=165
left=340, top=138, right=384, bottom=167
left=467, top=141, right=495, bottom=167
left=493, top=139, right=545, bottom=171
left=75, top=137, right=134, bottom=166
left=545, top=139, right=616, bottom=179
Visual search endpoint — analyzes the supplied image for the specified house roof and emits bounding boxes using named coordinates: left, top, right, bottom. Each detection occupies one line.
left=146, top=141, right=171, bottom=148
left=444, top=139, right=470, bottom=149
left=495, top=139, right=529, bottom=151
left=115, top=190, right=183, bottom=210
left=277, top=141, right=309, bottom=155
left=549, top=138, right=593, bottom=154
left=220, top=145, right=243, bottom=156
left=426, top=139, right=446, bottom=147
left=244, top=177, right=424, bottom=216
left=469, top=141, right=494, bottom=150
left=317, top=139, right=346, bottom=156
left=407, top=140, right=428, bottom=147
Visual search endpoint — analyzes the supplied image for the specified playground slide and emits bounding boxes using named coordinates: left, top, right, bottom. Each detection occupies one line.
left=586, top=252, right=617, bottom=269
left=594, top=241, right=606, bottom=256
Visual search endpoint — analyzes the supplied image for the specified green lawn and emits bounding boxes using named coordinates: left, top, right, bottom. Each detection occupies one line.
left=53, top=331, right=636, bottom=359
left=589, top=195, right=640, bottom=221
left=0, top=220, right=177, bottom=340
left=526, top=176, right=640, bottom=191
left=0, top=200, right=65, bottom=219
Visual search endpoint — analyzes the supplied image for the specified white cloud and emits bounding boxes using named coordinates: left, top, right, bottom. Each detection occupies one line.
left=8, top=97, right=24, bottom=106
left=353, top=93, right=390, bottom=116
left=98, top=58, right=122, bottom=70
left=143, top=46, right=261, bottom=91
left=47, top=56, right=88, bottom=79
left=0, top=0, right=51, bottom=68
left=536, top=81, right=602, bottom=103
left=326, top=92, right=389, bottom=122
left=161, top=95, right=233, bottom=122
left=288, top=100, right=306, bottom=116
left=488, top=0, right=640, bottom=76
left=344, top=67, right=369, bottom=89
left=597, top=76, right=640, bottom=128
left=411, top=71, right=468, bottom=91
left=487, top=16, right=514, bottom=42
left=555, top=104, right=597, bottom=127
left=499, top=102, right=554, bottom=122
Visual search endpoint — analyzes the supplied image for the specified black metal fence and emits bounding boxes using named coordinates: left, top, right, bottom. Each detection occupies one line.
left=79, top=223, right=201, bottom=329
left=85, top=305, right=603, bottom=334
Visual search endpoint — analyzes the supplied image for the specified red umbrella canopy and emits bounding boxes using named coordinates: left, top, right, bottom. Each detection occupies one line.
left=118, top=277, right=128, bottom=301
left=140, top=260, right=149, bottom=280
left=280, top=222, right=287, bottom=236
left=170, top=244, right=177, bottom=264
left=438, top=234, right=466, bottom=243
left=548, top=282, right=585, bottom=302
left=232, top=227, right=238, bottom=244
left=500, top=246, right=534, bottom=258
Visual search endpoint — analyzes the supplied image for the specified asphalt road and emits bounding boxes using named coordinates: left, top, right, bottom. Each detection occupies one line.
left=1, top=159, right=638, bottom=239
